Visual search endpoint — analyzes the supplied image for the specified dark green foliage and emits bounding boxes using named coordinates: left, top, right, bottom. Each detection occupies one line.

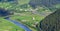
left=29, top=0, right=60, bottom=9
left=0, top=0, right=15, bottom=2
left=20, top=4, right=28, bottom=9
left=38, top=9, right=60, bottom=31
left=0, top=8, right=13, bottom=16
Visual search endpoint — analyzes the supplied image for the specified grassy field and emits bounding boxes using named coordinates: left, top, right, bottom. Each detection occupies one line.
left=0, top=2, right=46, bottom=31
left=10, top=12, right=44, bottom=31
left=0, top=17, right=25, bottom=31
left=0, top=0, right=58, bottom=31
left=18, top=0, right=30, bottom=5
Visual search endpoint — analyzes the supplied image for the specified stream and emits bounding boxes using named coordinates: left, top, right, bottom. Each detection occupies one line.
left=5, top=17, right=32, bottom=31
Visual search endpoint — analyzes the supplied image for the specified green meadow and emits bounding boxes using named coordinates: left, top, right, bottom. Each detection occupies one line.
left=0, top=18, right=25, bottom=31
left=0, top=0, right=60, bottom=31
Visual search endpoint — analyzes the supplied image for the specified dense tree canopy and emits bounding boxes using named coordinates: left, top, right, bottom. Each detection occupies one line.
left=29, top=0, right=60, bottom=9
left=38, top=9, right=60, bottom=31
left=0, top=8, right=13, bottom=16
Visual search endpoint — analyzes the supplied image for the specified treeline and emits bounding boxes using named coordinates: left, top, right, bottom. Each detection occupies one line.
left=0, top=8, right=13, bottom=16
left=29, top=0, right=60, bottom=10
left=37, top=9, right=60, bottom=31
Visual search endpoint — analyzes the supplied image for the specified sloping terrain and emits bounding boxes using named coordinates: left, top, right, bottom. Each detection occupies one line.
left=0, top=17, right=25, bottom=31
left=0, top=0, right=60, bottom=31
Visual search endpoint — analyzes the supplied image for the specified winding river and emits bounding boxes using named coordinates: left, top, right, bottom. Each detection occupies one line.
left=5, top=17, right=32, bottom=31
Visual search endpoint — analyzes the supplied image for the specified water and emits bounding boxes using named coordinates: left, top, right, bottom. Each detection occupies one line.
left=5, top=17, right=32, bottom=31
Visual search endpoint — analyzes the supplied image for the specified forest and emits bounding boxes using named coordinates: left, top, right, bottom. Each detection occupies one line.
left=0, top=0, right=60, bottom=31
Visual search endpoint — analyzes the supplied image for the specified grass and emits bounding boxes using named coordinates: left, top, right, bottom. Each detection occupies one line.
left=0, top=17, right=25, bottom=31
left=18, top=0, right=30, bottom=5
left=0, top=0, right=53, bottom=31
left=0, top=0, right=30, bottom=10
left=10, top=12, right=44, bottom=31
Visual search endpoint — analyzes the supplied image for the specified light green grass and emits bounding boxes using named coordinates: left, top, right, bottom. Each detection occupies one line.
left=0, top=17, right=25, bottom=31
left=10, top=13, right=44, bottom=31
left=18, top=0, right=30, bottom=5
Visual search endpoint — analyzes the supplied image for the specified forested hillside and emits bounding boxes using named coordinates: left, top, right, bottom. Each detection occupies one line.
left=0, top=0, right=60, bottom=31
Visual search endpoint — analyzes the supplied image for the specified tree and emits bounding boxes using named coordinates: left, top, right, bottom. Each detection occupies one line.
left=37, top=9, right=60, bottom=31
left=29, top=0, right=60, bottom=9
left=0, top=8, right=13, bottom=16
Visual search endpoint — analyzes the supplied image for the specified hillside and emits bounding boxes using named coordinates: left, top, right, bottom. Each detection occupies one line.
left=0, top=0, right=60, bottom=31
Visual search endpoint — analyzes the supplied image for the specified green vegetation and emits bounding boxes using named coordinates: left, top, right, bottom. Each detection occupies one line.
left=54, top=4, right=60, bottom=9
left=10, top=12, right=44, bottom=31
left=38, top=9, right=60, bottom=31
left=18, top=0, right=30, bottom=5
left=0, top=17, right=25, bottom=31
left=10, top=13, right=44, bottom=26
left=0, top=0, right=60, bottom=31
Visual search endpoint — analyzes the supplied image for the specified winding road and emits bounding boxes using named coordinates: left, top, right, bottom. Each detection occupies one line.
left=5, top=17, right=32, bottom=31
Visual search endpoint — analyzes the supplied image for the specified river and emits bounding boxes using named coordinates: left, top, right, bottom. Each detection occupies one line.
left=5, top=17, right=32, bottom=31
